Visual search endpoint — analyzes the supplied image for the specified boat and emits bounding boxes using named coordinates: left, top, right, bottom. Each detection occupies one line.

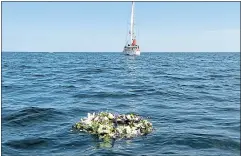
left=123, top=2, right=140, bottom=56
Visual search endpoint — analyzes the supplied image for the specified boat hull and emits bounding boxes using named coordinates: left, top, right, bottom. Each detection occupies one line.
left=123, top=48, right=140, bottom=56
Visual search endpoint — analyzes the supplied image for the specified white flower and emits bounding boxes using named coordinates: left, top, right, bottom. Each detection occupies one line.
left=126, top=115, right=131, bottom=120
left=97, top=125, right=104, bottom=134
left=94, top=116, right=99, bottom=121
left=125, top=126, right=132, bottom=134
left=109, top=132, right=115, bottom=137
left=108, top=113, right=114, bottom=119
left=87, top=113, right=95, bottom=120
left=103, top=116, right=109, bottom=121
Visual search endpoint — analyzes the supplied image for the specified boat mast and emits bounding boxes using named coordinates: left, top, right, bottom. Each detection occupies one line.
left=130, top=2, right=134, bottom=42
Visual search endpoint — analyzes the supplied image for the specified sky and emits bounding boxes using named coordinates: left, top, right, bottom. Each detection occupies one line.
left=2, top=2, right=240, bottom=52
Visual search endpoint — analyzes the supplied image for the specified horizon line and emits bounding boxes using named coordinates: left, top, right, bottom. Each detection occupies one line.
left=1, top=51, right=240, bottom=53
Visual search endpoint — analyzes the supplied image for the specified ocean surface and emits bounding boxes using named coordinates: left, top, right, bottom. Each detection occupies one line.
left=2, top=52, right=240, bottom=156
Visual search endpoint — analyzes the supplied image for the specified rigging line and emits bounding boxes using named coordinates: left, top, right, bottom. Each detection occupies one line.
left=125, top=21, right=129, bottom=45
left=125, top=2, right=132, bottom=45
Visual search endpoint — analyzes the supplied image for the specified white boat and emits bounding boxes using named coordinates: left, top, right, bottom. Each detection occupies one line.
left=123, top=2, right=140, bottom=56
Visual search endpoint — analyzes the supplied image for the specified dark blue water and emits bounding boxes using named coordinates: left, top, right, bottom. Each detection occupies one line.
left=2, top=52, right=240, bottom=156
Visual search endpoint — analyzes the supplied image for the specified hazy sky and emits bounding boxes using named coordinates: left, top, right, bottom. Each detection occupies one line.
left=2, top=2, right=240, bottom=52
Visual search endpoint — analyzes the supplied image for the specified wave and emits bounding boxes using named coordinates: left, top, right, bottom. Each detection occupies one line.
left=73, top=92, right=140, bottom=99
left=5, top=137, right=52, bottom=149
left=3, top=107, right=64, bottom=127
left=153, top=133, right=240, bottom=151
